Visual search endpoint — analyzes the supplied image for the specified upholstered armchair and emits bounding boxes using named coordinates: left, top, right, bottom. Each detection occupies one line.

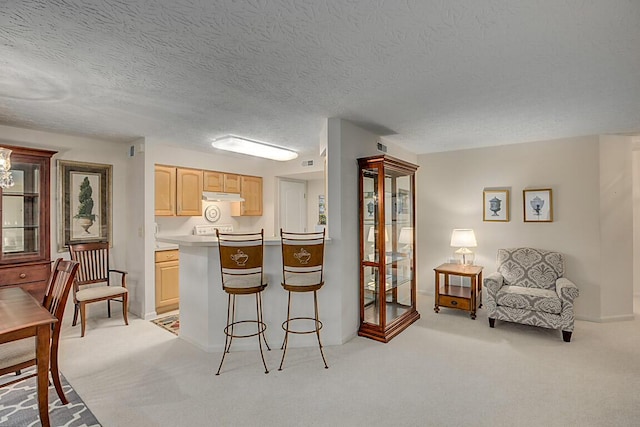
left=484, top=248, right=579, bottom=342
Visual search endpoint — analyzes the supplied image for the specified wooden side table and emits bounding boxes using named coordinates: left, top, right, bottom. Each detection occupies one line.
left=434, top=263, right=483, bottom=319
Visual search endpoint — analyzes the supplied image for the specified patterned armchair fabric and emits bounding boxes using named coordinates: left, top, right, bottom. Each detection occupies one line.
left=484, top=248, right=579, bottom=342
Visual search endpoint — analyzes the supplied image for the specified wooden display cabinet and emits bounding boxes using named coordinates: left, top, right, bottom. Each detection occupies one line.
left=0, top=145, right=56, bottom=303
left=358, top=155, right=419, bottom=342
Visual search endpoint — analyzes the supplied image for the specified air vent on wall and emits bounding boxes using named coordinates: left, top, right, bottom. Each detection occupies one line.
left=377, top=141, right=387, bottom=153
left=302, top=160, right=314, bottom=166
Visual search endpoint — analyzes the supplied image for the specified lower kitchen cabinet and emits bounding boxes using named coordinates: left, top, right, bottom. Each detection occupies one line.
left=155, top=249, right=179, bottom=314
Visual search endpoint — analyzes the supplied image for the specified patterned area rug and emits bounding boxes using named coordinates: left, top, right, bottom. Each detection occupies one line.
left=152, top=314, right=180, bottom=335
left=0, top=369, right=101, bottom=426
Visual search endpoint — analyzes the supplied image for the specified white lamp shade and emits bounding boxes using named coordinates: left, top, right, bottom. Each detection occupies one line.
left=367, top=227, right=389, bottom=242
left=450, top=229, right=477, bottom=248
left=398, top=227, right=413, bottom=245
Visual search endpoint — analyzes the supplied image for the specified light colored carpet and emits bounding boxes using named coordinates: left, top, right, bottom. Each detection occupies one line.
left=56, top=295, right=640, bottom=427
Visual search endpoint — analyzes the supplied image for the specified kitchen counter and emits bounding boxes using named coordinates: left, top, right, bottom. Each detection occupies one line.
left=154, top=241, right=179, bottom=251
left=156, top=234, right=282, bottom=246
left=154, top=234, right=336, bottom=353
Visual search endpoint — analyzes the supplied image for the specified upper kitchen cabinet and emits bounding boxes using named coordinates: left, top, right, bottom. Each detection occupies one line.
left=231, top=175, right=262, bottom=216
left=0, top=145, right=56, bottom=302
left=155, top=165, right=176, bottom=216
left=223, top=173, right=241, bottom=193
left=203, top=171, right=240, bottom=193
left=176, top=168, right=202, bottom=216
left=155, top=165, right=202, bottom=216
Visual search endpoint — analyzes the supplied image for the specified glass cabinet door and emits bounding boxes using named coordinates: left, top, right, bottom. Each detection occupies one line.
left=0, top=155, right=45, bottom=262
left=359, top=155, right=418, bottom=342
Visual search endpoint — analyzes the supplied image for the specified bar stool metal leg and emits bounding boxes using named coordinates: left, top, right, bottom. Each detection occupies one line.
left=216, top=294, right=234, bottom=375
left=257, top=291, right=271, bottom=352
left=314, top=290, right=328, bottom=369
left=255, top=293, right=269, bottom=374
left=278, top=291, right=293, bottom=370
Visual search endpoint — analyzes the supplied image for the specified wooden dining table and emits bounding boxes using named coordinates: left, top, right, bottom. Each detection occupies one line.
left=0, top=287, right=57, bottom=427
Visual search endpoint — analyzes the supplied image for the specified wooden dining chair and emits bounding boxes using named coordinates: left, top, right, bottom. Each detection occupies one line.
left=68, top=242, right=129, bottom=337
left=0, top=258, right=79, bottom=403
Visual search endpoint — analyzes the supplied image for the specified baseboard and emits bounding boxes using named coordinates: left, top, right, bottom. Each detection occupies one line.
left=143, top=311, right=158, bottom=320
left=575, top=313, right=635, bottom=322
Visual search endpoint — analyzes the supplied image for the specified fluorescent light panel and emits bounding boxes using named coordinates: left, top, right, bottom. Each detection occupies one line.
left=212, top=135, right=298, bottom=161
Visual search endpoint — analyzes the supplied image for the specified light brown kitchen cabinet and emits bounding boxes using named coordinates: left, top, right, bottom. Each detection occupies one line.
left=155, top=165, right=176, bottom=216
left=176, top=168, right=203, bottom=216
left=0, top=145, right=56, bottom=303
left=203, top=171, right=223, bottom=192
left=155, top=249, right=179, bottom=314
left=231, top=175, right=262, bottom=216
left=223, top=173, right=240, bottom=193
left=203, top=171, right=240, bottom=193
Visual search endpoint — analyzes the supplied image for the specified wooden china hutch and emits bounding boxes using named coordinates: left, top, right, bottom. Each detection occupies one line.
left=0, top=145, right=56, bottom=303
left=358, top=154, right=419, bottom=342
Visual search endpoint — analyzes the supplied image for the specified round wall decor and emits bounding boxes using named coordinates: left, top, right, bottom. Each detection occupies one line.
left=204, top=205, right=221, bottom=223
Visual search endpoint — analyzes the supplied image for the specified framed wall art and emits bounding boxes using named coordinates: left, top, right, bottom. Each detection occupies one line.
left=523, top=188, right=553, bottom=222
left=483, top=189, right=510, bottom=222
left=58, top=160, right=112, bottom=251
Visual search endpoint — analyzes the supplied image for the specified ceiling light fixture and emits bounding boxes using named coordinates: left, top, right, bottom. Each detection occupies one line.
left=211, top=135, right=298, bottom=161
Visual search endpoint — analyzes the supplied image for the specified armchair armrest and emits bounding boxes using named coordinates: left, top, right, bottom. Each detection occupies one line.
left=484, top=272, right=504, bottom=298
left=556, top=277, right=579, bottom=302
left=109, top=269, right=128, bottom=287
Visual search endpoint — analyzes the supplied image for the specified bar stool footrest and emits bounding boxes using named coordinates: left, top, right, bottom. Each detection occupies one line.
left=223, top=320, right=267, bottom=338
left=281, top=316, right=323, bottom=335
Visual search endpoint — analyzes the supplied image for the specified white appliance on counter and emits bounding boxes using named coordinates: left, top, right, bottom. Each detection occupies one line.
left=193, top=224, right=233, bottom=236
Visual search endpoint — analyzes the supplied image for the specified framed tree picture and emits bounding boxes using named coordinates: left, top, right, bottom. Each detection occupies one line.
left=58, top=160, right=112, bottom=251
left=523, top=188, right=553, bottom=222
left=483, top=189, right=510, bottom=222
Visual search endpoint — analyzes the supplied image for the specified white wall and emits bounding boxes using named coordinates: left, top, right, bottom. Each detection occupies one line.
left=632, top=137, right=640, bottom=298
left=417, top=135, right=634, bottom=321
left=599, top=135, right=633, bottom=319
left=326, top=118, right=418, bottom=342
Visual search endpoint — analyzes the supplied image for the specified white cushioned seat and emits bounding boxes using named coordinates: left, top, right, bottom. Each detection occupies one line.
left=223, top=274, right=266, bottom=290
left=75, top=286, right=127, bottom=302
left=283, top=271, right=322, bottom=287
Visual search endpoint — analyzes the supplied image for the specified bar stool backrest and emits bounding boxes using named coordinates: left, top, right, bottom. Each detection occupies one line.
left=216, top=230, right=265, bottom=289
left=280, top=229, right=325, bottom=286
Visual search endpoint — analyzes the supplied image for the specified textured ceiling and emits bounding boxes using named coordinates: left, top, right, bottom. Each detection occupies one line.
left=1, top=0, right=639, bottom=155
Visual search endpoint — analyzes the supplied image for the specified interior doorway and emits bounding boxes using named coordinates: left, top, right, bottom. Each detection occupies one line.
left=279, top=179, right=307, bottom=232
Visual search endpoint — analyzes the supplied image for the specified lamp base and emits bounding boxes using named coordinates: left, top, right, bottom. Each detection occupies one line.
left=453, top=248, right=475, bottom=265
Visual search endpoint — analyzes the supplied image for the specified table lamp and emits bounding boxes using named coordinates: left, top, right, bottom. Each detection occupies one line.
left=398, top=227, right=413, bottom=252
left=450, top=229, right=477, bottom=265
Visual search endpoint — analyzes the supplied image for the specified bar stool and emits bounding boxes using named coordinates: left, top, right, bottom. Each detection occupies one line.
left=215, top=230, right=270, bottom=375
left=278, top=228, right=328, bottom=370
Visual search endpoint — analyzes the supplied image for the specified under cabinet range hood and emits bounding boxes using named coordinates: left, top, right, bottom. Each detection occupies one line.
left=202, top=191, right=245, bottom=202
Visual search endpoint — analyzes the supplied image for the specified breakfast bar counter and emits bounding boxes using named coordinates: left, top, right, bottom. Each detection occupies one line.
left=156, top=235, right=335, bottom=352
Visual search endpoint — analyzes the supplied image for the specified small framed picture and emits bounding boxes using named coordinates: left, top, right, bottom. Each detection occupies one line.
left=483, top=189, right=510, bottom=222
left=523, top=188, right=553, bottom=222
